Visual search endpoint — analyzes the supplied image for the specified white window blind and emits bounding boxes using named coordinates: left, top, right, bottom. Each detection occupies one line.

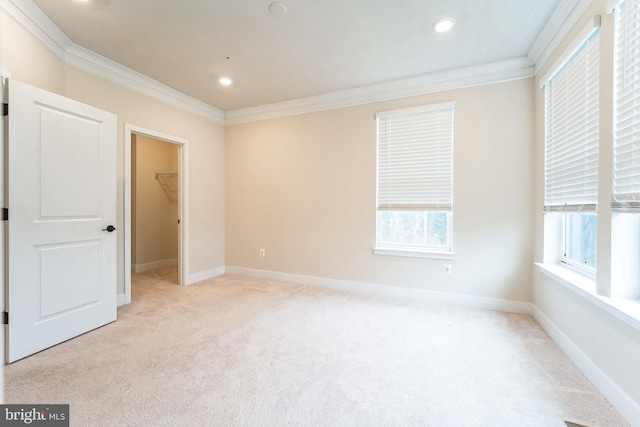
left=544, top=28, right=600, bottom=212
left=376, top=103, right=454, bottom=211
left=613, top=0, right=640, bottom=212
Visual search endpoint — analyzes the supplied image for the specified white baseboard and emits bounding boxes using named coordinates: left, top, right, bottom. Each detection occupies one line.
left=132, top=259, right=178, bottom=274
left=117, top=293, right=126, bottom=307
left=224, top=266, right=534, bottom=314
left=186, top=266, right=226, bottom=286
left=532, top=307, right=640, bottom=426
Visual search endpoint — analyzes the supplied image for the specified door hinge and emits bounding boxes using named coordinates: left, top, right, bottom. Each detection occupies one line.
left=2, top=312, right=7, bottom=325
left=1, top=208, right=7, bottom=221
left=2, top=103, right=7, bottom=116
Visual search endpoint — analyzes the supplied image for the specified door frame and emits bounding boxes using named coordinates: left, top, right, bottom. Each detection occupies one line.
left=124, top=124, right=189, bottom=304
left=2, top=78, right=7, bottom=366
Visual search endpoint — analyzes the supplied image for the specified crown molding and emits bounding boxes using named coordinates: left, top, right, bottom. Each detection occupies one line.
left=6, top=0, right=587, bottom=126
left=1, top=0, right=72, bottom=60
left=528, top=0, right=593, bottom=74
left=65, top=45, right=225, bottom=124
left=2, top=0, right=224, bottom=124
left=225, top=58, right=535, bottom=125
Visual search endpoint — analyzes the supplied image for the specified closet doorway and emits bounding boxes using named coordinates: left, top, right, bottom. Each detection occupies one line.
left=124, top=125, right=189, bottom=305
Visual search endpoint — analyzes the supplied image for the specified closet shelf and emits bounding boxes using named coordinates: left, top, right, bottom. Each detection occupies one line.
left=155, top=172, right=178, bottom=200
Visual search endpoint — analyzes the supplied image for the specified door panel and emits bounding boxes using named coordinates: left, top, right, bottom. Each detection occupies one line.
left=7, top=79, right=117, bottom=363
left=38, top=241, right=101, bottom=320
left=39, top=105, right=101, bottom=219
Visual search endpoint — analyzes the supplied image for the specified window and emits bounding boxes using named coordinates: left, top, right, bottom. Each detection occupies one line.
left=611, top=0, right=640, bottom=300
left=375, top=103, right=454, bottom=257
left=612, top=0, right=640, bottom=212
left=563, top=212, right=598, bottom=269
left=540, top=8, right=640, bottom=330
left=542, top=18, right=600, bottom=275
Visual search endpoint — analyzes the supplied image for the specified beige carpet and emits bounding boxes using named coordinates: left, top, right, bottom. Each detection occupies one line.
left=3, top=268, right=628, bottom=426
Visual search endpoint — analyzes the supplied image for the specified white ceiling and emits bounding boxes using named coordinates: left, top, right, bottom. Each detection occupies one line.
left=31, top=0, right=565, bottom=112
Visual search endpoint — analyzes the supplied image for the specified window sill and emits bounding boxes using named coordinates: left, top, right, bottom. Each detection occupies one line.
left=536, top=263, right=640, bottom=332
left=373, top=247, right=456, bottom=260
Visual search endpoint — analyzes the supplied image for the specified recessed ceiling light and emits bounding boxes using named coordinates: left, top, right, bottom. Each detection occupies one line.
left=433, top=17, right=455, bottom=33
left=219, top=77, right=233, bottom=86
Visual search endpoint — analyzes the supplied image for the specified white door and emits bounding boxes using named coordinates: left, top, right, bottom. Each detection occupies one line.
left=6, top=79, right=117, bottom=363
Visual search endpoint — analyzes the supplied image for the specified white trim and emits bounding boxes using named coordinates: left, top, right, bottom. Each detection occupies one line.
left=225, top=266, right=533, bottom=314
left=124, top=124, right=190, bottom=305
left=0, top=0, right=537, bottom=127
left=117, top=294, right=126, bottom=307
left=186, top=266, right=226, bottom=286
left=532, top=306, right=640, bottom=427
left=4, top=0, right=532, bottom=127
left=537, top=263, right=640, bottom=332
left=4, top=0, right=591, bottom=125
left=225, top=58, right=534, bottom=125
left=1, top=76, right=7, bottom=370
left=539, top=15, right=601, bottom=87
left=1, top=0, right=224, bottom=124
left=373, top=247, right=456, bottom=260
left=124, top=127, right=132, bottom=305
left=530, top=0, right=594, bottom=74
left=64, top=45, right=225, bottom=124
left=179, top=142, right=189, bottom=289
left=607, top=0, right=623, bottom=13
left=375, top=101, right=456, bottom=119
left=2, top=0, right=534, bottom=130
left=0, top=0, right=72, bottom=62
left=132, top=259, right=178, bottom=274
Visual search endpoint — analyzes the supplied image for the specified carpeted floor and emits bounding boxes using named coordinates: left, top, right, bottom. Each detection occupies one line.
left=3, top=268, right=629, bottom=426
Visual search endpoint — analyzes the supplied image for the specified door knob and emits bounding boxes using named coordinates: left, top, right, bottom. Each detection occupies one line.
left=102, top=225, right=116, bottom=232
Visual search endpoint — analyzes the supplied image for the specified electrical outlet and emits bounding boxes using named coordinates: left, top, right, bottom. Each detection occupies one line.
left=443, top=263, right=452, bottom=275
left=259, top=248, right=266, bottom=257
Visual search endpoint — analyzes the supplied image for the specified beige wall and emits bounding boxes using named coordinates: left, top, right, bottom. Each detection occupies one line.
left=1, top=12, right=65, bottom=94
left=226, top=78, right=534, bottom=302
left=532, top=0, right=640, bottom=410
left=4, top=1, right=638, bottom=418
left=1, top=10, right=226, bottom=295
left=63, top=68, right=226, bottom=284
left=132, top=135, right=179, bottom=268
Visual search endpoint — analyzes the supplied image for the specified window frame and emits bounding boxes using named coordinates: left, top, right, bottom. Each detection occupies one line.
left=541, top=16, right=601, bottom=277
left=610, top=0, right=640, bottom=301
left=611, top=0, right=640, bottom=210
left=537, top=6, right=640, bottom=336
left=374, top=102, right=455, bottom=259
